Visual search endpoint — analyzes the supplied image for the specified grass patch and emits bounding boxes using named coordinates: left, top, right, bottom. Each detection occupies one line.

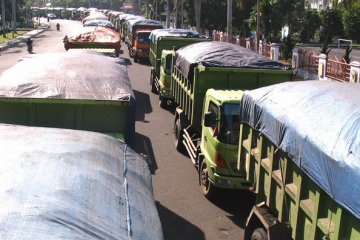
left=0, top=30, right=29, bottom=43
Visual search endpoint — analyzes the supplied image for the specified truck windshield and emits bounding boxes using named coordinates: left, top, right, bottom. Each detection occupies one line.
left=218, top=103, right=240, bottom=145
left=138, top=32, right=151, bottom=43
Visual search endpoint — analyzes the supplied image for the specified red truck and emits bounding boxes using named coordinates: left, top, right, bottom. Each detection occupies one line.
left=125, top=18, right=163, bottom=62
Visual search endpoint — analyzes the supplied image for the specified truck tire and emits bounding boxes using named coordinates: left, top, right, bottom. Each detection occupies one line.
left=200, top=160, right=216, bottom=199
left=250, top=228, right=267, bottom=240
left=115, top=49, right=120, bottom=57
left=159, top=95, right=167, bottom=109
left=150, top=77, right=157, bottom=93
left=174, top=118, right=185, bottom=153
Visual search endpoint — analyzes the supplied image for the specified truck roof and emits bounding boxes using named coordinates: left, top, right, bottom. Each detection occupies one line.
left=0, top=124, right=163, bottom=239
left=0, top=52, right=134, bottom=101
left=240, top=81, right=360, bottom=220
left=149, top=28, right=202, bottom=42
left=175, top=41, right=288, bottom=81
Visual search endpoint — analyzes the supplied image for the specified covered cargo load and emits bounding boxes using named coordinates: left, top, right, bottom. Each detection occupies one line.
left=63, top=26, right=121, bottom=56
left=240, top=81, right=360, bottom=220
left=127, top=18, right=163, bottom=35
left=175, top=41, right=288, bottom=82
left=0, top=124, right=164, bottom=240
left=149, top=28, right=201, bottom=42
left=240, top=81, right=360, bottom=240
left=0, top=52, right=135, bottom=144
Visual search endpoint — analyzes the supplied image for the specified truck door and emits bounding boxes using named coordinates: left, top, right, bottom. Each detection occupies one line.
left=202, top=101, right=220, bottom=167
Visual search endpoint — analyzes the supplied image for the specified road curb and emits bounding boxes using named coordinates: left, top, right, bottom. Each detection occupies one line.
left=0, top=28, right=47, bottom=52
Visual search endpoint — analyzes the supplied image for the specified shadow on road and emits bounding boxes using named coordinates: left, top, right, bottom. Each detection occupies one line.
left=208, top=189, right=256, bottom=229
left=132, top=131, right=158, bottom=174
left=133, top=90, right=152, bottom=122
left=156, top=201, right=205, bottom=240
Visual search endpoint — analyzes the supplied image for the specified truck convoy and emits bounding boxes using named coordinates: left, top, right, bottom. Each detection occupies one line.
left=0, top=124, right=164, bottom=239
left=0, top=52, right=135, bottom=145
left=148, top=28, right=209, bottom=102
left=171, top=41, right=293, bottom=197
left=125, top=18, right=163, bottom=62
left=238, top=81, right=360, bottom=240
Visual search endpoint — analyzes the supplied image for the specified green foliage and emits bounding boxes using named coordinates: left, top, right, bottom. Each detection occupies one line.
left=319, top=8, right=344, bottom=43
left=281, top=36, right=295, bottom=61
left=342, top=7, right=360, bottom=43
left=299, top=8, right=321, bottom=43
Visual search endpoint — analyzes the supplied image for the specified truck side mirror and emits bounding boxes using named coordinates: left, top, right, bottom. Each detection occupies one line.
left=204, top=111, right=214, bottom=127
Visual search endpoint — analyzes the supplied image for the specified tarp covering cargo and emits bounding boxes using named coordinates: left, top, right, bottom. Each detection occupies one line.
left=127, top=19, right=162, bottom=34
left=0, top=124, right=164, bottom=240
left=83, top=12, right=108, bottom=23
left=63, top=27, right=121, bottom=50
left=175, top=41, right=288, bottom=81
left=149, top=28, right=201, bottom=42
left=83, top=19, right=114, bottom=29
left=0, top=52, right=135, bottom=144
left=239, top=81, right=360, bottom=220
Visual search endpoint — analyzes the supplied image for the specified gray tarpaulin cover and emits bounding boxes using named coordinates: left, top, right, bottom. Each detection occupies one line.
left=149, top=28, right=201, bottom=42
left=240, top=81, right=360, bottom=220
left=175, top=41, right=288, bottom=81
left=0, top=52, right=134, bottom=101
left=127, top=19, right=162, bottom=34
left=0, top=124, right=164, bottom=239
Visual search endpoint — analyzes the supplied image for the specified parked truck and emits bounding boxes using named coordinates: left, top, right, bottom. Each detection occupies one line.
left=148, top=28, right=209, bottom=99
left=125, top=18, right=163, bottom=62
left=237, top=81, right=360, bottom=240
left=0, top=123, right=164, bottom=239
left=172, top=41, right=293, bottom=197
left=0, top=52, right=135, bottom=145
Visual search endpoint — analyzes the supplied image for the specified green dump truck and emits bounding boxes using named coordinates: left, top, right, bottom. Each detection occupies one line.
left=0, top=52, right=135, bottom=145
left=148, top=28, right=209, bottom=99
left=238, top=81, right=360, bottom=240
left=172, top=42, right=293, bottom=197
left=0, top=123, right=164, bottom=239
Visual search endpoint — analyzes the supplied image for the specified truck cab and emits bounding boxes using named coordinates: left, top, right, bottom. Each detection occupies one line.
left=130, top=29, right=152, bottom=62
left=199, top=89, right=250, bottom=197
left=158, top=50, right=174, bottom=107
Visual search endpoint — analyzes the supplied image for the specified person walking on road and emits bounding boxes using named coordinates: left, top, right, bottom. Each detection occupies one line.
left=26, top=38, right=33, bottom=54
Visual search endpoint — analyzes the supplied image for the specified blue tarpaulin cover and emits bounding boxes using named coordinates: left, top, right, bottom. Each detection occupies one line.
left=175, top=41, right=288, bottom=81
left=0, top=124, right=164, bottom=239
left=240, top=81, right=360, bottom=220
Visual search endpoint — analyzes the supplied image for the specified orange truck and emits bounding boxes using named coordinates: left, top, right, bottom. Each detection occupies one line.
left=125, top=18, right=163, bottom=62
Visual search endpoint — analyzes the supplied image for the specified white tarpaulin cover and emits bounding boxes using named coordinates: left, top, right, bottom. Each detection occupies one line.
left=240, top=81, right=360, bottom=219
left=149, top=28, right=201, bottom=42
left=0, top=52, right=132, bottom=100
left=0, top=124, right=164, bottom=239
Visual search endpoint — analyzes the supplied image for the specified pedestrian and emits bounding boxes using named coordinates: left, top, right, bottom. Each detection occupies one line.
left=47, top=16, right=49, bottom=22
left=26, top=38, right=33, bottom=54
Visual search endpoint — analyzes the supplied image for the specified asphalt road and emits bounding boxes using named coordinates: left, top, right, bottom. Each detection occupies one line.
left=0, top=19, right=255, bottom=240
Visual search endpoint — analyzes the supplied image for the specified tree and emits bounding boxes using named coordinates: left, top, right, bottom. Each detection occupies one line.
left=319, top=8, right=344, bottom=43
left=299, top=8, right=321, bottom=43
left=343, top=7, right=360, bottom=42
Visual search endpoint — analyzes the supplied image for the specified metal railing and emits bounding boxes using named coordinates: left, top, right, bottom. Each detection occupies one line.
left=299, top=51, right=319, bottom=74
left=326, top=57, right=350, bottom=82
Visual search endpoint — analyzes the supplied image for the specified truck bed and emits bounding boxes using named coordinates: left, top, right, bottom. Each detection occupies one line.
left=239, top=81, right=360, bottom=239
left=0, top=52, right=135, bottom=143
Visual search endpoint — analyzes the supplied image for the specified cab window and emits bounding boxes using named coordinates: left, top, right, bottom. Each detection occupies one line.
left=218, top=103, right=240, bottom=144
left=208, top=102, right=219, bottom=132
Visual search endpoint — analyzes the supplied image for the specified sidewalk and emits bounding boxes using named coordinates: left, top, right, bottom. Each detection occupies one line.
left=0, top=24, right=49, bottom=52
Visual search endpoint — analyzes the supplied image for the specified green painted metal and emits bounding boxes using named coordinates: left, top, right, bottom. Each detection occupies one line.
left=172, top=65, right=293, bottom=132
left=239, top=124, right=360, bottom=240
left=150, top=37, right=209, bottom=81
left=0, top=98, right=131, bottom=142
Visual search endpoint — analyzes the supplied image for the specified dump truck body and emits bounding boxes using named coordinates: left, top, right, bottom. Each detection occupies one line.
left=148, top=28, right=209, bottom=94
left=126, top=19, right=163, bottom=61
left=239, top=81, right=360, bottom=240
left=0, top=52, right=135, bottom=144
left=172, top=42, right=293, bottom=196
left=0, top=124, right=164, bottom=240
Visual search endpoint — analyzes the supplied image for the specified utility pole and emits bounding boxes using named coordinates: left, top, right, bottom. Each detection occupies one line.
left=256, top=0, right=260, bottom=51
left=227, top=0, right=232, bottom=43
left=1, top=0, right=5, bottom=38
left=194, top=0, right=201, bottom=32
left=165, top=0, right=169, bottom=28
left=12, top=0, right=16, bottom=38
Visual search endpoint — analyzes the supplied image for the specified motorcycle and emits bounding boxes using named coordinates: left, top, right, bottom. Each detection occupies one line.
left=56, top=23, right=60, bottom=31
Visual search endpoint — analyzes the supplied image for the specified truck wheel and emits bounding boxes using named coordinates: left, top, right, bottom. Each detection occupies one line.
left=150, top=76, right=157, bottom=93
left=250, top=228, right=268, bottom=240
left=115, top=49, right=120, bottom=57
left=159, top=95, right=167, bottom=108
left=174, top=118, right=185, bottom=153
left=200, top=160, right=216, bottom=199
